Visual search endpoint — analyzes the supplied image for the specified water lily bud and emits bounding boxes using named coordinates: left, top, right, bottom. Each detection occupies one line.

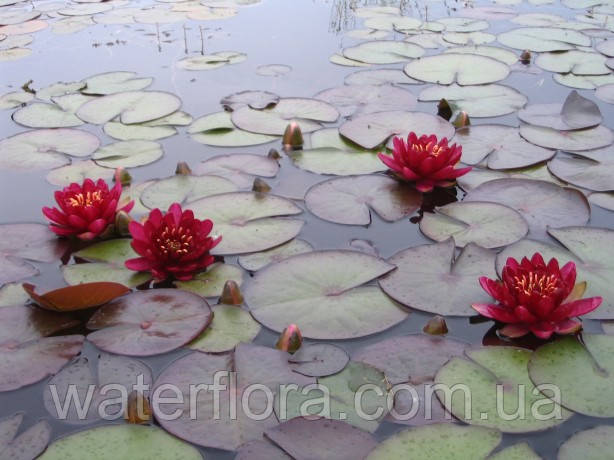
left=268, top=148, right=281, bottom=160
left=252, top=178, right=271, bottom=193
left=125, top=390, right=152, bottom=424
left=520, top=50, right=531, bottom=64
left=175, top=161, right=192, bottom=175
left=453, top=111, right=470, bottom=128
left=437, top=98, right=452, bottom=121
left=220, top=280, right=243, bottom=305
left=115, top=210, right=133, bottom=236
left=275, top=324, right=303, bottom=354
left=114, top=168, right=132, bottom=186
left=282, top=122, right=303, bottom=150
left=423, top=316, right=448, bottom=335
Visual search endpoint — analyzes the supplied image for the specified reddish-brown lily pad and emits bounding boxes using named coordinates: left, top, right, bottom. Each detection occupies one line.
left=23, top=282, right=130, bottom=312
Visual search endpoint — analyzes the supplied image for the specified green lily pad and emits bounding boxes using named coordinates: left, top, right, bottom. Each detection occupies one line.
left=188, top=111, right=277, bottom=147
left=344, top=68, right=420, bottom=85
left=589, top=192, right=614, bottom=211
left=193, top=153, right=278, bottom=188
left=305, top=175, right=422, bottom=225
left=554, top=73, right=614, bottom=89
left=38, top=425, right=202, bottom=460
left=436, top=347, right=571, bottom=432
left=92, top=140, right=163, bottom=168
left=12, top=102, right=84, bottom=128
left=0, top=128, right=99, bottom=171
left=174, top=262, right=243, bottom=297
left=329, top=53, right=372, bottom=67
left=144, top=111, right=192, bottom=127
left=0, top=91, right=33, bottom=109
left=379, top=240, right=496, bottom=316
left=231, top=98, right=339, bottom=136
left=363, top=15, right=422, bottom=31
left=548, top=147, right=614, bottom=191
left=558, top=426, right=614, bottom=459
left=76, top=91, right=182, bottom=125
left=0, top=47, right=31, bottom=61
left=464, top=178, right=590, bottom=237
left=187, top=304, right=260, bottom=352
left=189, top=192, right=303, bottom=255
left=420, top=202, right=528, bottom=248
left=82, top=71, right=152, bottom=95
left=342, top=40, right=424, bottom=64
left=103, top=122, right=176, bottom=141
left=220, top=90, right=280, bottom=111
left=245, top=250, right=407, bottom=339
left=529, top=334, right=614, bottom=417
left=35, top=81, right=85, bottom=101
left=51, top=93, right=95, bottom=113
left=536, top=50, right=610, bottom=75
left=289, top=343, right=349, bottom=377
left=0, top=413, right=50, bottom=460
left=238, top=238, right=313, bottom=271
left=442, top=31, right=496, bottom=45
left=176, top=51, right=246, bottom=70
left=438, top=17, right=490, bottom=32
left=405, top=53, right=509, bottom=85
left=46, top=160, right=114, bottom=186
left=405, top=33, right=450, bottom=49
left=519, top=124, right=614, bottom=151
left=455, top=124, right=554, bottom=168
left=419, top=84, right=527, bottom=117
left=314, top=84, right=416, bottom=117
left=497, top=27, right=591, bottom=51
left=366, top=424, right=501, bottom=460
left=443, top=45, right=518, bottom=65
left=338, top=110, right=454, bottom=149
left=488, top=443, right=541, bottom=460
left=139, top=174, right=237, bottom=209
left=518, top=90, right=602, bottom=130
left=0, top=283, right=28, bottom=307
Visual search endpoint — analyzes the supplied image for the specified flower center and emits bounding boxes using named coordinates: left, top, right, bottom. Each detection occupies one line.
left=155, top=225, right=192, bottom=258
left=412, top=141, right=444, bottom=157
left=513, top=271, right=558, bottom=297
left=66, top=190, right=103, bottom=208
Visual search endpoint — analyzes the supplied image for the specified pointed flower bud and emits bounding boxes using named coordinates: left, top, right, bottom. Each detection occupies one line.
left=520, top=50, right=531, bottom=64
left=282, top=122, right=303, bottom=150
left=220, top=280, right=243, bottom=305
left=175, top=161, right=192, bottom=175
left=115, top=210, right=133, bottom=236
left=268, top=148, right=281, bottom=160
left=275, top=324, right=302, bottom=354
left=423, top=316, right=448, bottom=335
left=437, top=98, right=452, bottom=121
left=114, top=168, right=132, bottom=187
left=125, top=390, right=152, bottom=424
left=453, top=111, right=470, bottom=128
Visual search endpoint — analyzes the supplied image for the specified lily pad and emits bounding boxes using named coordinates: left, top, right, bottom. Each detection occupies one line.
left=103, top=122, right=176, bottom=141
left=0, top=128, right=99, bottom=171
left=24, top=282, right=130, bottom=312
left=176, top=51, right=246, bottom=70
left=438, top=17, right=490, bottom=32
left=38, top=425, right=203, bottom=460
left=529, top=334, right=614, bottom=417
left=220, top=90, right=280, bottom=111
left=174, top=262, right=243, bottom=297
left=329, top=53, right=372, bottom=67
left=187, top=304, right=260, bottom=353
left=365, top=424, right=501, bottom=460
left=548, top=147, right=614, bottom=191
left=344, top=69, right=420, bottom=86
left=139, top=174, right=237, bottom=209
left=497, top=27, right=591, bottom=51
left=92, top=140, right=163, bottom=168
left=193, top=153, right=278, bottom=188
left=46, top=159, right=114, bottom=186
left=231, top=98, right=339, bottom=136
left=379, top=240, right=496, bottom=316
left=305, top=175, right=422, bottom=225
left=455, top=124, right=554, bottom=168
left=443, top=45, right=518, bottom=65
left=519, top=124, right=613, bottom=151
left=315, top=85, right=416, bottom=117
left=12, top=102, right=84, bottom=128
left=442, top=31, right=496, bottom=45
left=0, top=91, right=33, bottom=109
left=238, top=239, right=313, bottom=271
left=464, top=178, right=590, bottom=237
left=558, top=425, right=614, bottom=459
left=76, top=91, right=182, bottom=125
left=420, top=202, right=528, bottom=248
left=51, top=93, right=95, bottom=113
left=245, top=250, right=408, bottom=339
left=289, top=343, right=349, bottom=377
left=436, top=346, right=571, bottom=431
left=235, top=440, right=290, bottom=460
left=518, top=90, right=602, bottom=130
left=86, top=289, right=213, bottom=356
left=536, top=50, right=610, bottom=75
left=589, top=192, right=614, bottom=210
left=256, top=64, right=292, bottom=76
left=188, top=111, right=277, bottom=147
left=342, top=40, right=424, bottom=64
left=0, top=48, right=31, bottom=61
left=554, top=73, right=614, bottom=90
left=82, top=71, right=152, bottom=95
left=35, top=81, right=85, bottom=101
left=489, top=443, right=541, bottom=460
left=338, top=110, right=454, bottom=149
left=405, top=54, right=509, bottom=85
left=188, top=192, right=304, bottom=255
left=0, top=20, right=47, bottom=36
left=0, top=283, right=28, bottom=307
left=0, top=413, right=51, bottom=460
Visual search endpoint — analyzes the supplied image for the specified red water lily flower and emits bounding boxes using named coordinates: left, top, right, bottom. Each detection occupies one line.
left=472, top=253, right=602, bottom=339
left=378, top=133, right=471, bottom=192
left=43, top=178, right=134, bottom=240
left=125, top=203, right=221, bottom=281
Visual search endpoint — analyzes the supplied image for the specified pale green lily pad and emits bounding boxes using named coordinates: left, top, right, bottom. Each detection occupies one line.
left=345, top=28, right=389, bottom=39
left=558, top=426, right=614, bottom=459
left=342, top=40, right=425, bottom=65
left=548, top=147, right=614, bottom=191
left=519, top=124, right=614, bottom=151
left=455, top=124, right=554, bottom=168
left=0, top=47, right=30, bottom=61
left=103, top=122, right=176, bottom=141
left=174, top=262, right=243, bottom=297
left=39, top=425, right=202, bottom=460
left=92, top=140, right=163, bottom=168
left=255, top=64, right=292, bottom=76
left=329, top=53, right=371, bottom=67
left=187, top=304, right=260, bottom=353
left=0, top=91, right=33, bottom=109
left=488, top=443, right=541, bottom=460
left=0, top=128, right=99, bottom=171
left=366, top=424, right=501, bottom=460
left=555, top=73, right=614, bottom=89
left=140, top=174, right=237, bottom=210
left=379, top=240, right=496, bottom=316
left=188, top=111, right=277, bottom=147
left=51, top=16, right=94, bottom=35
left=497, top=27, right=591, bottom=51
left=363, top=15, right=422, bottom=31
left=529, top=334, right=614, bottom=417
left=589, top=192, right=614, bottom=210
left=338, top=110, right=454, bottom=149
left=405, top=33, right=451, bottom=49
left=0, top=10, right=40, bottom=25
left=412, top=48, right=504, bottom=82
left=518, top=90, right=602, bottom=130
left=314, top=84, right=416, bottom=117
left=245, top=250, right=408, bottom=339
left=344, top=69, right=420, bottom=85
left=0, top=283, right=28, bottom=307
left=82, top=71, right=152, bottom=95
left=176, top=51, right=246, bottom=70
left=444, top=45, right=518, bottom=65
left=0, top=34, right=33, bottom=49
left=76, top=91, right=182, bottom=125
left=442, top=32, right=496, bottom=45
left=238, top=238, right=313, bottom=271
left=419, top=84, right=527, bottom=117
left=438, top=17, right=489, bottom=32
left=420, top=201, right=528, bottom=248
left=0, top=413, right=50, bottom=460
left=291, top=128, right=387, bottom=176
left=595, top=83, right=614, bottom=103
left=305, top=175, right=422, bottom=225
left=436, top=347, right=571, bottom=432
left=231, top=98, right=339, bottom=136
left=192, top=153, right=279, bottom=188
left=536, top=50, right=610, bottom=75
left=597, top=39, right=614, bottom=56
left=12, top=102, right=84, bottom=128
left=189, top=192, right=304, bottom=255
left=511, top=13, right=566, bottom=26
left=46, top=160, right=114, bottom=186
left=35, top=81, right=85, bottom=101
left=144, top=111, right=192, bottom=127
left=220, top=90, right=279, bottom=111
left=51, top=93, right=95, bottom=113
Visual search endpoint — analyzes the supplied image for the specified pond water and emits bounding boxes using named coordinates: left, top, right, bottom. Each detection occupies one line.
left=1, top=0, right=614, bottom=458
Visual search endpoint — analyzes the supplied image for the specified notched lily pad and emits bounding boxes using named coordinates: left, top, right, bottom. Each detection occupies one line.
left=238, top=238, right=313, bottom=271
left=188, top=111, right=277, bottom=147
left=518, top=90, right=602, bottom=130
left=548, top=147, right=614, bottom=191
left=193, top=153, right=279, bottom=188
left=289, top=343, right=349, bottom=377
left=220, top=90, right=280, bottom=111
left=315, top=84, right=416, bottom=117
left=0, top=413, right=51, bottom=460
left=404, top=54, right=509, bottom=85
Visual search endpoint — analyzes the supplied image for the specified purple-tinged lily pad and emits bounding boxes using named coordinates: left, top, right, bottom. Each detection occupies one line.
left=238, top=239, right=313, bottom=271
left=379, top=240, right=496, bottom=316
left=46, top=160, right=114, bottom=186
left=315, top=84, right=416, bottom=117
left=519, top=124, right=614, bottom=151
left=220, top=90, right=280, bottom=111
left=235, top=440, right=291, bottom=460
left=289, top=343, right=349, bottom=377
left=193, top=153, right=279, bottom=188
left=548, top=147, right=614, bottom=191
left=0, top=413, right=51, bottom=460
left=518, top=90, right=602, bottom=130
left=86, top=289, right=212, bottom=356
left=589, top=192, right=614, bottom=211
left=404, top=54, right=509, bottom=85
left=558, top=425, right=614, bottom=459
left=188, top=111, right=278, bottom=147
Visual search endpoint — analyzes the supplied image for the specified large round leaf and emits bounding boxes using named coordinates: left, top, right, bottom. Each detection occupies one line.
left=305, top=175, right=422, bottom=225
left=443, top=45, right=518, bottom=65
left=379, top=240, right=496, bottom=316
left=435, top=347, right=571, bottom=432
left=103, top=122, right=176, bottom=141
left=289, top=343, right=349, bottom=377
left=188, top=192, right=304, bottom=255
left=404, top=54, right=509, bottom=85
left=314, top=84, right=416, bottom=117
left=245, top=250, right=408, bottom=339
left=82, top=71, right=152, bottom=95
left=548, top=147, right=614, bottom=191
left=520, top=124, right=614, bottom=151
left=92, top=140, right=163, bottom=168
left=536, top=50, right=610, bottom=75
left=86, top=289, right=212, bottom=356
left=188, top=111, right=277, bottom=147
left=558, top=426, right=614, bottom=459
left=529, top=334, right=614, bottom=417
left=193, top=153, right=279, bottom=188
left=0, top=413, right=50, bottom=460
left=176, top=51, right=246, bottom=70
left=464, top=178, right=590, bottom=237
left=139, top=174, right=237, bottom=209
left=342, top=40, right=425, bottom=64
left=12, top=102, right=84, bottom=128
left=338, top=110, right=454, bottom=149
left=497, top=27, right=591, bottom=51
left=174, top=262, right=243, bottom=297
